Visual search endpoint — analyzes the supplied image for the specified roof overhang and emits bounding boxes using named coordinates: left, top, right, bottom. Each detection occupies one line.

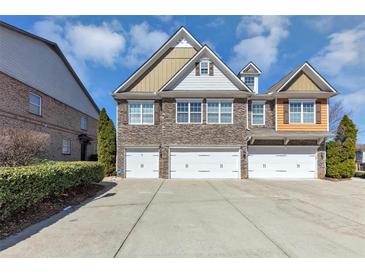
left=113, top=27, right=202, bottom=94
left=248, top=129, right=333, bottom=145
left=278, top=62, right=338, bottom=94
left=275, top=91, right=338, bottom=99
left=112, top=92, right=159, bottom=100
left=160, top=90, right=250, bottom=98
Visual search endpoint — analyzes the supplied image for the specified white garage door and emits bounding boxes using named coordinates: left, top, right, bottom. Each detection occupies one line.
left=170, top=148, right=240, bottom=179
left=125, top=148, right=159, bottom=178
left=248, top=146, right=317, bottom=179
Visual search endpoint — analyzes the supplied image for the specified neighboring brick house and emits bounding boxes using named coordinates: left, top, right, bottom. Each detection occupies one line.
left=113, top=27, right=337, bottom=179
left=0, top=21, right=99, bottom=161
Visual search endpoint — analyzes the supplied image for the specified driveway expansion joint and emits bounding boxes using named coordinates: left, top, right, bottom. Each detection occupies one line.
left=112, top=180, right=165, bottom=258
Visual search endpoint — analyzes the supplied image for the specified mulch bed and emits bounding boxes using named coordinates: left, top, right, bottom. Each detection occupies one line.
left=0, top=184, right=104, bottom=240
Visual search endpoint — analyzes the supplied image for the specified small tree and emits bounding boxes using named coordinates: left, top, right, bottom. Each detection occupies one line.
left=326, top=115, right=357, bottom=178
left=97, top=108, right=116, bottom=176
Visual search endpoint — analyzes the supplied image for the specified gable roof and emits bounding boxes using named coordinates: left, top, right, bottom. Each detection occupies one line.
left=239, top=61, right=262, bottom=75
left=0, top=20, right=99, bottom=116
left=113, top=27, right=202, bottom=93
left=265, top=61, right=338, bottom=94
left=160, top=45, right=253, bottom=92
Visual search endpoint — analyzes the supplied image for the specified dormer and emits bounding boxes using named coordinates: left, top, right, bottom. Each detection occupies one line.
left=239, top=62, right=262, bottom=93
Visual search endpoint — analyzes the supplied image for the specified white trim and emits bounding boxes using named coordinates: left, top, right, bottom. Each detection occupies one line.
left=62, top=139, right=71, bottom=155
left=277, top=62, right=337, bottom=93
left=80, top=115, right=88, bottom=130
left=116, top=103, right=119, bottom=174
left=251, top=100, right=265, bottom=126
left=114, top=27, right=202, bottom=93
left=206, top=99, right=234, bottom=124
left=275, top=97, right=278, bottom=131
left=128, top=100, right=155, bottom=125
left=29, top=92, right=42, bottom=116
left=175, top=99, right=203, bottom=124
left=240, top=62, right=262, bottom=74
left=288, top=99, right=316, bottom=124
left=246, top=99, right=249, bottom=130
left=160, top=45, right=253, bottom=92
left=199, top=60, right=209, bottom=76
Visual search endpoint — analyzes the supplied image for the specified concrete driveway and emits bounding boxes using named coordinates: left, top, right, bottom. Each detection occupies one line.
left=1, top=178, right=364, bottom=257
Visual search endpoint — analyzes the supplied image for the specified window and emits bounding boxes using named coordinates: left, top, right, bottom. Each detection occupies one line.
left=289, top=100, right=315, bottom=124
left=80, top=116, right=88, bottom=130
left=128, top=101, right=154, bottom=125
left=245, top=76, right=254, bottom=85
left=62, top=139, right=71, bottom=155
left=176, top=101, right=202, bottom=124
left=251, top=101, right=265, bottom=125
left=200, top=61, right=209, bottom=75
left=29, top=92, right=41, bottom=116
left=207, top=100, right=233, bottom=124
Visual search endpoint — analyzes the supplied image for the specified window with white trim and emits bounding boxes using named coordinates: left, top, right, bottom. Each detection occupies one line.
left=200, top=61, right=209, bottom=75
left=289, top=100, right=315, bottom=124
left=245, top=76, right=254, bottom=85
left=128, top=102, right=154, bottom=125
left=62, top=139, right=71, bottom=155
left=251, top=101, right=265, bottom=125
left=80, top=116, right=88, bottom=130
left=176, top=101, right=202, bottom=124
left=29, top=92, right=41, bottom=116
left=207, top=100, right=233, bottom=124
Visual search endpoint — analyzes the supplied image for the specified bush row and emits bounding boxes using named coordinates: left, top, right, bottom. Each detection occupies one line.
left=0, top=161, right=104, bottom=221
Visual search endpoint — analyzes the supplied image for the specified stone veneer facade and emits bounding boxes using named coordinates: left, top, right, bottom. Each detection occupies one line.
left=116, top=96, right=327, bottom=179
left=0, top=71, right=97, bottom=161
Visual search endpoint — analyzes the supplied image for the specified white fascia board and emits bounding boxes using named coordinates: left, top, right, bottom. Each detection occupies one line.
left=277, top=62, right=337, bottom=93
left=160, top=46, right=253, bottom=92
left=113, top=27, right=202, bottom=94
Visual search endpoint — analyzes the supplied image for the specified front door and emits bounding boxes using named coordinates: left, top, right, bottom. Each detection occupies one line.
left=81, top=142, right=87, bottom=161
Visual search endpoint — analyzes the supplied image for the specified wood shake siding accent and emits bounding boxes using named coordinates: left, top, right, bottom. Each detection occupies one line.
left=277, top=98, right=328, bottom=131
left=284, top=71, right=320, bottom=91
left=128, top=47, right=196, bottom=92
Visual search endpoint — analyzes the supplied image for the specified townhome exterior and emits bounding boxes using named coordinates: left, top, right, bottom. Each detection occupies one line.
left=0, top=21, right=99, bottom=161
left=113, top=27, right=337, bottom=179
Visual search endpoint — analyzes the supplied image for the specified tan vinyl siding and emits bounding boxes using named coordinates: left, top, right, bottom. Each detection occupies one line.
left=277, top=98, right=328, bottom=131
left=284, top=71, right=320, bottom=91
left=128, top=47, right=196, bottom=92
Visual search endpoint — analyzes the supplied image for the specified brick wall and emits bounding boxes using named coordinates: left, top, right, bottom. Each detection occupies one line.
left=0, top=71, right=98, bottom=161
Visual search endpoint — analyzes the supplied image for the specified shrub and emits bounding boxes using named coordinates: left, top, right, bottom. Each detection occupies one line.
left=355, top=172, right=365, bottom=179
left=0, top=161, right=104, bottom=221
left=97, top=108, right=116, bottom=176
left=326, top=115, right=357, bottom=178
left=0, top=128, right=49, bottom=167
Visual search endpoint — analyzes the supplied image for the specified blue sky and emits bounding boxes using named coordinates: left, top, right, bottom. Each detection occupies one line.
left=1, top=15, right=364, bottom=142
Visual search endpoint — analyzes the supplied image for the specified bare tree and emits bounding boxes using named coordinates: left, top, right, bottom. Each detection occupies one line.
left=0, top=128, right=49, bottom=167
left=329, top=101, right=351, bottom=134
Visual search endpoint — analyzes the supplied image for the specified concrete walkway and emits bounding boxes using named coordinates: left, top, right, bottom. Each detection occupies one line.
left=1, top=178, right=364, bottom=257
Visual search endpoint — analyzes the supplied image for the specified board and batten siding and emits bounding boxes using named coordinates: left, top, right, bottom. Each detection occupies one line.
left=0, top=25, right=98, bottom=119
left=128, top=47, right=196, bottom=92
left=277, top=98, right=328, bottom=131
left=283, top=72, right=320, bottom=91
left=173, top=64, right=239, bottom=91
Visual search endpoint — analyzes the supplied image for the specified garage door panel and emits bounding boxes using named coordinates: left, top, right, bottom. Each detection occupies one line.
left=170, top=148, right=240, bottom=179
left=126, top=148, right=159, bottom=178
left=248, top=147, right=317, bottom=179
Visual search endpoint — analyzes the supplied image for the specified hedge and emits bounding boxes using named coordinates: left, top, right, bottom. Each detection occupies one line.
left=0, top=161, right=104, bottom=221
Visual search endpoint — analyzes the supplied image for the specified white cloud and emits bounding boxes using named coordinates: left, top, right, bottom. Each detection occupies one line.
left=123, top=22, right=169, bottom=68
left=304, top=16, right=336, bottom=33
left=229, top=16, right=290, bottom=72
left=65, top=23, right=125, bottom=67
left=310, top=22, right=365, bottom=78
